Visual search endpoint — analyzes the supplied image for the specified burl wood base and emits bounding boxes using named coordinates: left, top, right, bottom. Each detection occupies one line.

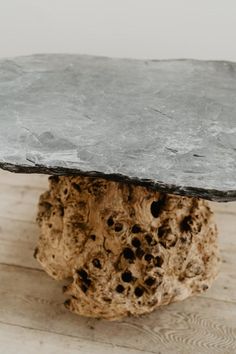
left=35, top=176, right=220, bottom=320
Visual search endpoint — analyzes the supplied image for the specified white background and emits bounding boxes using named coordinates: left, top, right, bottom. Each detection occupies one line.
left=0, top=0, right=235, bottom=60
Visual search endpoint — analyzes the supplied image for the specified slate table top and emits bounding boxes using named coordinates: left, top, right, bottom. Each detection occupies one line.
left=0, top=54, right=235, bottom=202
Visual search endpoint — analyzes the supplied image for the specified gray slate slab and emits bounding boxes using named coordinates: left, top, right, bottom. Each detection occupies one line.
left=0, top=54, right=236, bottom=201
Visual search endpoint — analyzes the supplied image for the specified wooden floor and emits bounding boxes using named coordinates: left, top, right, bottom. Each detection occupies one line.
left=0, top=170, right=235, bottom=354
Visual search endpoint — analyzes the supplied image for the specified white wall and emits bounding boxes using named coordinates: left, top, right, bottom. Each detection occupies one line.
left=0, top=0, right=235, bottom=60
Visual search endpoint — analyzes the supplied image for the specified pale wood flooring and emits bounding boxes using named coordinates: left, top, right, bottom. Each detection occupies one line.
left=0, top=170, right=235, bottom=354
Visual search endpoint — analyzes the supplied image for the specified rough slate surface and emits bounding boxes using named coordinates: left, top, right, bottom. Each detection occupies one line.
left=0, top=54, right=235, bottom=201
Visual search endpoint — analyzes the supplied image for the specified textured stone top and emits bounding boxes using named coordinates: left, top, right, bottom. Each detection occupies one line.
left=0, top=54, right=235, bottom=201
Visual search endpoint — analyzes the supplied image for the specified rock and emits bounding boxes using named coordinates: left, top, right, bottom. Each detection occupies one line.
left=0, top=54, right=236, bottom=201
left=36, top=175, right=220, bottom=320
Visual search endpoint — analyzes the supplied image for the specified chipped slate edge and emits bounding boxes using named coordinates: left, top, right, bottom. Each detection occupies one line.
left=0, top=161, right=236, bottom=202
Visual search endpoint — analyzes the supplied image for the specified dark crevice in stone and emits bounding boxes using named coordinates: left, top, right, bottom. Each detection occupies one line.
left=121, top=271, right=133, bottom=283
left=134, top=286, right=144, bottom=297
left=150, top=196, right=166, bottom=218
left=131, top=237, right=141, bottom=248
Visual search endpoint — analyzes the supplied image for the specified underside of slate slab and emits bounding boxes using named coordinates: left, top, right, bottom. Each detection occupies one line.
left=0, top=54, right=236, bottom=201
left=35, top=175, right=220, bottom=320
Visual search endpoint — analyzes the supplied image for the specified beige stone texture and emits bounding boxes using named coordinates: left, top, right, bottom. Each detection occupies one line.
left=36, top=176, right=219, bottom=320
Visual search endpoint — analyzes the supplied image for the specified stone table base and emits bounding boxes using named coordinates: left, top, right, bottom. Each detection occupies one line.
left=35, top=176, right=220, bottom=320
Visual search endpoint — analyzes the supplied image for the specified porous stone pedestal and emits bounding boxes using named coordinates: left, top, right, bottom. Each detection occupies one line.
left=35, top=175, right=220, bottom=320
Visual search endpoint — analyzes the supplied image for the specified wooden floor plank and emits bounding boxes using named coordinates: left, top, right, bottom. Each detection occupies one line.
left=0, top=218, right=40, bottom=270
left=0, top=170, right=48, bottom=188
left=0, top=169, right=236, bottom=215
left=0, top=264, right=235, bottom=354
left=0, top=186, right=42, bottom=222
left=215, top=213, right=236, bottom=247
left=211, top=201, right=236, bottom=215
left=0, top=172, right=236, bottom=220
left=0, top=228, right=235, bottom=304
left=0, top=322, right=150, bottom=354
left=0, top=212, right=236, bottom=304
left=0, top=170, right=236, bottom=353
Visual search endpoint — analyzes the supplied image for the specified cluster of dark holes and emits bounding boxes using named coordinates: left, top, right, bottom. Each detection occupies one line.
left=110, top=213, right=165, bottom=295
left=77, top=268, right=92, bottom=293
left=115, top=280, right=145, bottom=298
left=54, top=184, right=196, bottom=303
left=76, top=265, right=150, bottom=299
left=114, top=220, right=164, bottom=297
left=105, top=195, right=191, bottom=251
left=75, top=239, right=164, bottom=299
left=106, top=194, right=166, bottom=234
left=131, top=230, right=164, bottom=264
left=74, top=195, right=193, bottom=299
left=115, top=258, right=163, bottom=298
left=117, top=272, right=141, bottom=296
left=122, top=237, right=164, bottom=265
left=105, top=196, right=168, bottom=250
left=107, top=217, right=123, bottom=232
